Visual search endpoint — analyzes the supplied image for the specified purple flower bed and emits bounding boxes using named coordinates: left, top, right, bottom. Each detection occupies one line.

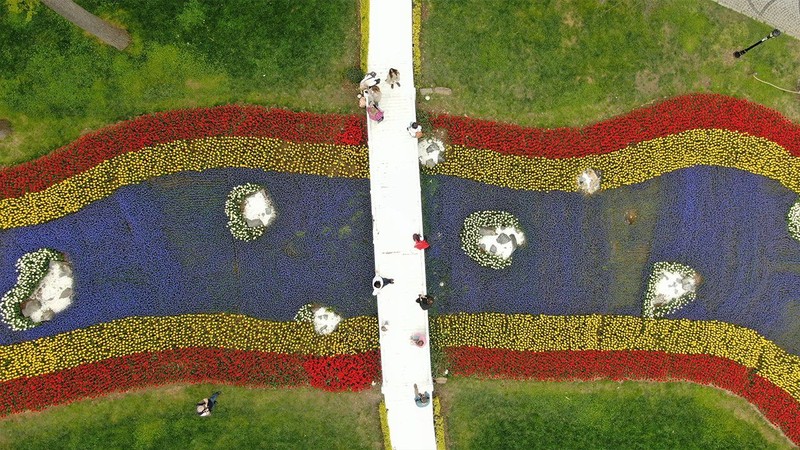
left=423, top=166, right=800, bottom=353
left=0, top=169, right=375, bottom=345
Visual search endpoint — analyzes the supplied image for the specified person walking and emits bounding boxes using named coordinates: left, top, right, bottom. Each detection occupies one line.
left=407, top=122, right=423, bottom=138
left=387, top=68, right=401, bottom=89
left=367, top=105, right=384, bottom=123
left=414, top=384, right=430, bottom=407
left=360, top=71, right=380, bottom=90
left=413, top=233, right=430, bottom=250
left=416, top=294, right=434, bottom=310
left=368, top=85, right=382, bottom=107
left=372, top=274, right=394, bottom=295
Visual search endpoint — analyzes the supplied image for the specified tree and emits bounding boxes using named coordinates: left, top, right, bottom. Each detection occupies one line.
left=6, top=0, right=131, bottom=50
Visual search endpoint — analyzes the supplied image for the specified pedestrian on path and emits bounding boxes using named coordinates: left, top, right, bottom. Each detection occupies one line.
left=387, top=68, right=400, bottom=89
left=414, top=384, right=431, bottom=407
left=367, top=105, right=384, bottom=122
left=410, top=333, right=425, bottom=347
left=360, top=71, right=380, bottom=90
left=368, top=85, right=382, bottom=107
left=372, top=274, right=394, bottom=295
left=416, top=294, right=434, bottom=310
left=407, top=122, right=423, bottom=139
left=412, top=233, right=430, bottom=250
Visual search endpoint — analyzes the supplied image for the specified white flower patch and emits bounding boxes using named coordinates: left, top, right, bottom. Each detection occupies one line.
left=461, top=211, right=526, bottom=269
left=241, top=189, right=276, bottom=228
left=576, top=168, right=601, bottom=194
left=313, top=307, right=342, bottom=336
left=294, top=303, right=343, bottom=336
left=1, top=249, right=73, bottom=331
left=22, top=261, right=75, bottom=323
left=294, top=303, right=318, bottom=323
left=787, top=200, right=800, bottom=242
left=644, top=261, right=700, bottom=318
left=418, top=138, right=445, bottom=168
left=225, top=184, right=277, bottom=241
left=477, top=226, right=526, bottom=260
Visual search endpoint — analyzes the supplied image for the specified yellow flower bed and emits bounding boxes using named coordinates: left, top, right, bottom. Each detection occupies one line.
left=427, top=129, right=800, bottom=193
left=430, top=313, right=800, bottom=401
left=0, top=137, right=369, bottom=230
left=433, top=395, right=447, bottom=450
left=0, top=314, right=378, bottom=382
left=412, top=0, right=422, bottom=77
left=379, top=399, right=392, bottom=449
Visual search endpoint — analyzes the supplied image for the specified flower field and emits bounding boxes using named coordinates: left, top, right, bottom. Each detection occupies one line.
left=2, top=96, right=800, bottom=444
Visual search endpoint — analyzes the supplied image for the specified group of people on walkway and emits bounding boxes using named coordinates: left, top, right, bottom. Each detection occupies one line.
left=358, top=68, right=424, bottom=140
left=358, top=70, right=388, bottom=122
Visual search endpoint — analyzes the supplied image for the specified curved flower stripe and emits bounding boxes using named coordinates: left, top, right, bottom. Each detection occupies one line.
left=4, top=94, right=799, bottom=200
left=0, top=137, right=368, bottom=230
left=426, top=129, right=800, bottom=192
left=431, top=93, right=800, bottom=159
left=8, top=128, right=797, bottom=229
left=0, top=106, right=366, bottom=199
left=0, top=347, right=381, bottom=417
left=444, top=348, right=800, bottom=445
left=430, top=314, right=800, bottom=401
left=0, top=314, right=378, bottom=382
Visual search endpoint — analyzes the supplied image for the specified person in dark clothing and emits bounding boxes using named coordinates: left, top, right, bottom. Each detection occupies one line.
left=208, top=391, right=221, bottom=411
left=416, top=294, right=434, bottom=310
left=196, top=391, right=221, bottom=416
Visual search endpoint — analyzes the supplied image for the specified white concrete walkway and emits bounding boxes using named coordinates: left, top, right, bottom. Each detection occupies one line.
left=366, top=1, right=436, bottom=449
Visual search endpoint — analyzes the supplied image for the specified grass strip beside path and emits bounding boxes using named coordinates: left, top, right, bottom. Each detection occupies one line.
left=438, top=378, right=793, bottom=449
left=419, top=0, right=800, bottom=128
left=0, top=384, right=383, bottom=450
left=0, top=0, right=361, bottom=166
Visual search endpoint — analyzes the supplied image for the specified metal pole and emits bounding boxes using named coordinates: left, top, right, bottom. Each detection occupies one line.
left=734, top=29, right=781, bottom=58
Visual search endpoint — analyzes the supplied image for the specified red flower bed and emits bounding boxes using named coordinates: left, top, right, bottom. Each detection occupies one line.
left=432, top=93, right=800, bottom=158
left=445, top=347, right=800, bottom=444
left=0, top=347, right=380, bottom=417
left=0, top=106, right=365, bottom=199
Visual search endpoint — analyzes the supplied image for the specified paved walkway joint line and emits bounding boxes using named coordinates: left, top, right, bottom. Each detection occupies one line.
left=366, top=1, right=436, bottom=449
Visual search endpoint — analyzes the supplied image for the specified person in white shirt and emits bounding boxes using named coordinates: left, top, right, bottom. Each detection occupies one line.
left=407, top=122, right=423, bottom=139
left=359, top=72, right=380, bottom=90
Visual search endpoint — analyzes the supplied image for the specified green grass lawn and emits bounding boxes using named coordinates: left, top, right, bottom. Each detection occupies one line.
left=419, top=0, right=800, bottom=128
left=437, top=378, right=793, bottom=449
left=0, top=384, right=383, bottom=450
left=0, top=0, right=361, bottom=166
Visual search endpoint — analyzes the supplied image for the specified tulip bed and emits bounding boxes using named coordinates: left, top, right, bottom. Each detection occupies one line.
left=0, top=166, right=377, bottom=345
left=431, top=313, right=800, bottom=444
left=0, top=106, right=365, bottom=200
left=430, top=93, right=800, bottom=159
left=2, top=96, right=800, bottom=445
left=0, top=314, right=380, bottom=416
